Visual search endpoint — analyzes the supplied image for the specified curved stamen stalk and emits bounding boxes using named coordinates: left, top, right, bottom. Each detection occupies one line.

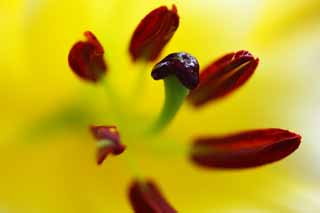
left=149, top=76, right=188, bottom=133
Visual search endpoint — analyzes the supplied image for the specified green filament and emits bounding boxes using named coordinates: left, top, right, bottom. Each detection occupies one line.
left=149, top=76, right=188, bottom=134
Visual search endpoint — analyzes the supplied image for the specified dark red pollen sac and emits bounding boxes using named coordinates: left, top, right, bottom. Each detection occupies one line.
left=129, top=5, right=179, bottom=62
left=68, top=31, right=107, bottom=82
left=190, top=128, right=301, bottom=169
left=128, top=179, right=177, bottom=213
left=151, top=52, right=200, bottom=89
left=188, top=50, right=259, bottom=107
left=90, top=125, right=125, bottom=165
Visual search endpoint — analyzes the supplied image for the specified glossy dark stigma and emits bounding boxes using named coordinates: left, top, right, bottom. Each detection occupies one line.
left=151, top=52, right=199, bottom=89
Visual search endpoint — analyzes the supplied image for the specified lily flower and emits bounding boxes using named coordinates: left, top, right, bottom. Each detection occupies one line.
left=67, top=5, right=301, bottom=212
left=3, top=1, right=319, bottom=212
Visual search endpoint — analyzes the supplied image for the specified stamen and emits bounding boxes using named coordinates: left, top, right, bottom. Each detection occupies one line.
left=128, top=179, right=177, bottom=213
left=68, top=31, right=107, bottom=82
left=188, top=50, right=259, bottom=107
left=90, top=125, right=125, bottom=165
left=149, top=52, right=199, bottom=133
left=190, top=128, right=301, bottom=169
left=129, top=5, right=179, bottom=62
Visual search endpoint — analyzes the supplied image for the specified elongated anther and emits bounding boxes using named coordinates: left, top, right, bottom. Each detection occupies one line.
left=68, top=31, right=107, bottom=82
left=190, top=128, right=301, bottom=169
left=188, top=50, right=259, bottom=107
left=129, top=5, right=179, bottom=62
left=128, top=179, right=177, bottom=213
left=149, top=52, right=199, bottom=133
left=90, top=125, right=125, bottom=165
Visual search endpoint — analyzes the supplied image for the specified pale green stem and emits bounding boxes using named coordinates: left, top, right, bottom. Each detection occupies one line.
left=100, top=76, right=146, bottom=178
left=148, top=76, right=188, bottom=134
left=133, top=62, right=149, bottom=92
left=96, top=139, right=143, bottom=178
left=123, top=151, right=144, bottom=180
left=130, top=62, right=149, bottom=105
left=149, top=140, right=190, bottom=157
left=100, top=77, right=124, bottom=122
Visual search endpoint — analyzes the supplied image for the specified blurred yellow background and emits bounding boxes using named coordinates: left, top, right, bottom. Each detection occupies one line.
left=1, top=0, right=320, bottom=212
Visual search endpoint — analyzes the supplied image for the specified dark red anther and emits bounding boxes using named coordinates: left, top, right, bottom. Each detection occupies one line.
left=151, top=52, right=199, bottom=89
left=128, top=179, right=177, bottom=213
left=68, top=31, right=107, bottom=82
left=129, top=5, right=179, bottom=62
left=90, top=125, right=125, bottom=165
left=188, top=50, right=259, bottom=106
left=191, top=128, right=301, bottom=169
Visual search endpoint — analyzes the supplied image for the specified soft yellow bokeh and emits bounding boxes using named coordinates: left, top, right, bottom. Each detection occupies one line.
left=1, top=0, right=320, bottom=212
